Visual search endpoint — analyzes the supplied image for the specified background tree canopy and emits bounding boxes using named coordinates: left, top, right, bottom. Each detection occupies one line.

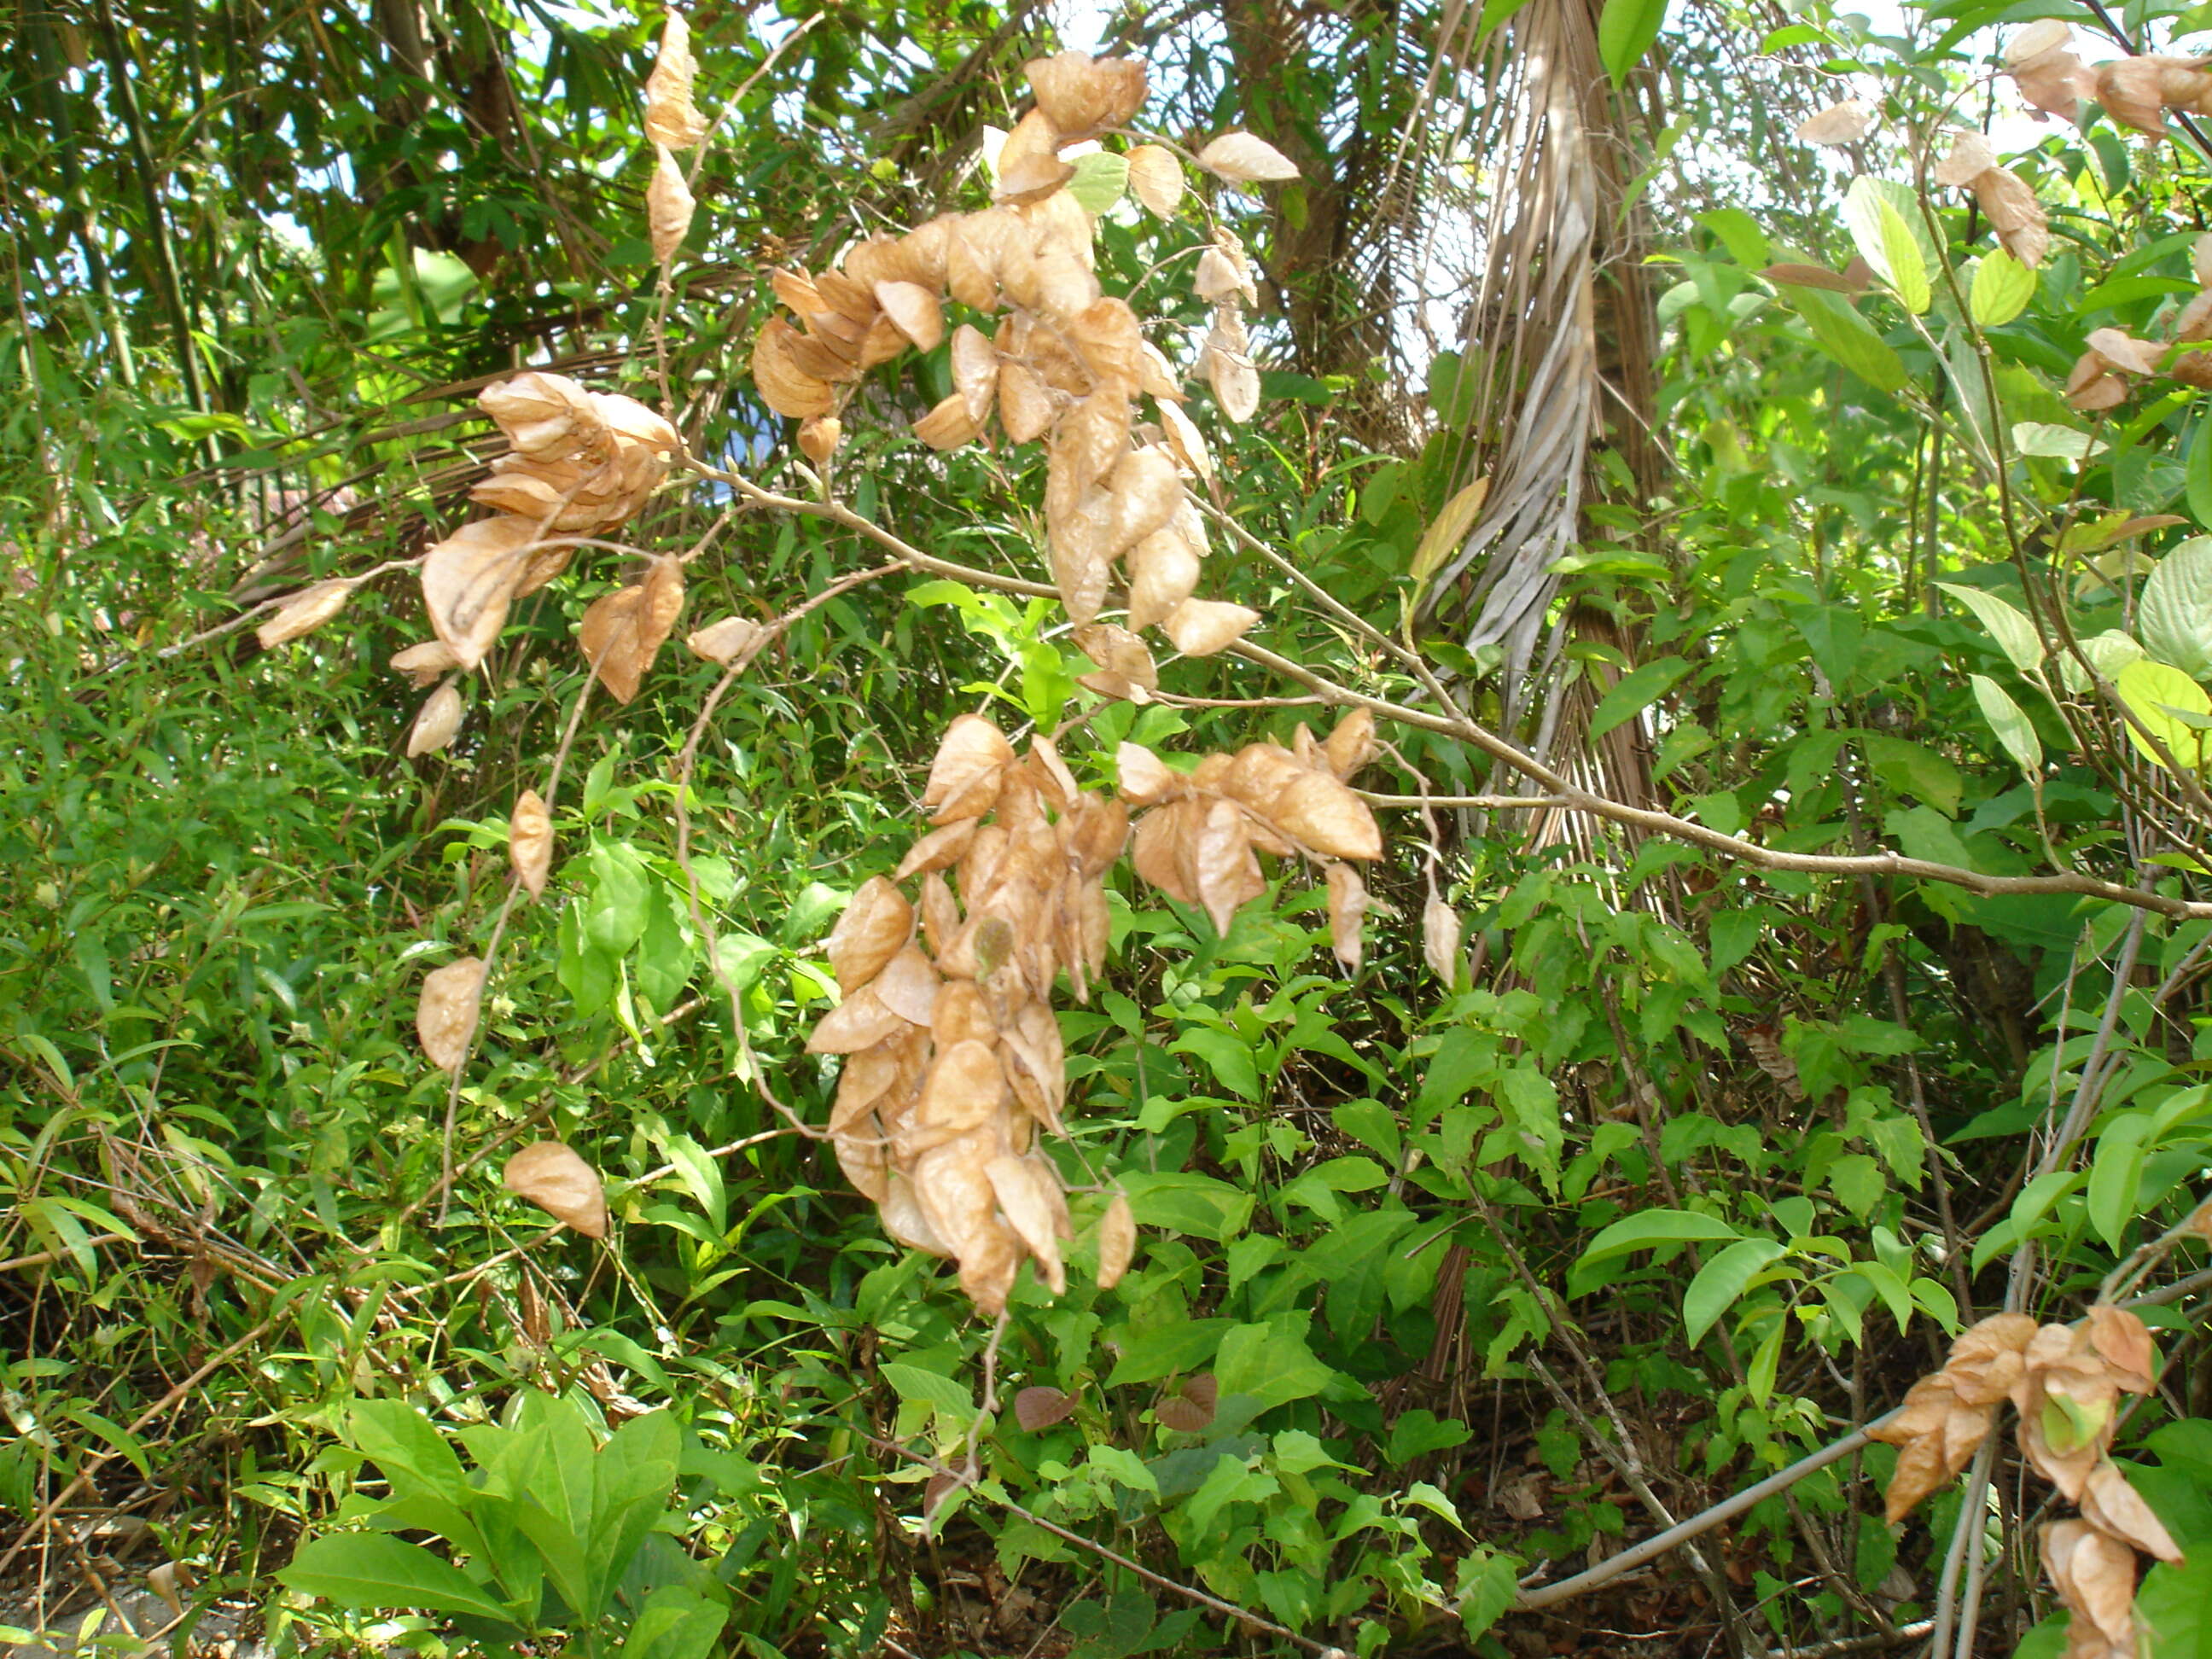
left=8, top=0, right=2212, bottom=1655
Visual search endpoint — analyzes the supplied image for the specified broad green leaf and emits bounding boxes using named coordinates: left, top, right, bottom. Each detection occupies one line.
left=349, top=1401, right=468, bottom=1504
left=621, top=1587, right=728, bottom=1659
left=2116, top=659, right=2212, bottom=773
left=1066, top=152, right=1129, bottom=215
left=1781, top=284, right=1908, bottom=392
left=1936, top=582, right=2044, bottom=671
left=1596, top=0, right=1670, bottom=84
left=2058, top=629, right=2145, bottom=695
left=1970, top=674, right=2043, bottom=777
left=1578, top=1208, right=1743, bottom=1266
left=1588, top=656, right=1692, bottom=742
left=1168, top=1027, right=1259, bottom=1100
left=2190, top=423, right=2212, bottom=533
left=2087, top=1110, right=2154, bottom=1251
left=1842, top=178, right=1931, bottom=312
left=1970, top=250, right=2034, bottom=326
left=2140, top=537, right=2212, bottom=678
left=1683, top=1237, right=1785, bottom=1345
left=2011, top=422, right=2107, bottom=463
left=1862, top=733, right=1962, bottom=816
left=279, top=1534, right=519, bottom=1626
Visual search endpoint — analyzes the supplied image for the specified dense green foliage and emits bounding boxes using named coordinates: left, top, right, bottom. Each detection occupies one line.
left=9, top=0, right=2212, bottom=1656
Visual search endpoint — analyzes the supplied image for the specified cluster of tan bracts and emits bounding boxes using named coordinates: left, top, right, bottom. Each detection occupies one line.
left=807, top=709, right=1382, bottom=1313
left=1871, top=1306, right=2186, bottom=1659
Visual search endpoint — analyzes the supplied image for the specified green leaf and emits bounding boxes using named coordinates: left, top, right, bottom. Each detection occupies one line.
left=2011, top=422, right=2106, bottom=463
left=1861, top=733, right=1963, bottom=816
left=1970, top=250, right=2034, bottom=326
left=1579, top=1208, right=1743, bottom=1266
left=2116, top=659, right=2212, bottom=773
left=279, top=1534, right=519, bottom=1626
left=1781, top=284, right=1909, bottom=392
left=1588, top=656, right=1692, bottom=742
left=1167, top=1027, right=1258, bottom=1100
left=1120, top=1170, right=1254, bottom=1241
left=1937, top=582, right=2045, bottom=672
left=621, top=1586, right=728, bottom=1659
left=1970, top=674, right=2044, bottom=777
left=1842, top=178, right=1930, bottom=313
left=2087, top=1110, right=2154, bottom=1251
left=1683, top=1237, right=1784, bottom=1345
left=2190, top=424, right=2212, bottom=533
left=1067, top=151, right=1129, bottom=215
left=1597, top=0, right=1670, bottom=83
left=1458, top=1548, right=1522, bottom=1638
left=2141, top=537, right=2212, bottom=678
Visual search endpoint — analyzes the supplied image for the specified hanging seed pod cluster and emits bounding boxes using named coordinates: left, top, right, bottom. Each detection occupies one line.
left=748, top=49, right=1301, bottom=666
left=809, top=708, right=1384, bottom=1312
left=1871, top=1306, right=2188, bottom=1659
left=807, top=713, right=1132, bottom=1315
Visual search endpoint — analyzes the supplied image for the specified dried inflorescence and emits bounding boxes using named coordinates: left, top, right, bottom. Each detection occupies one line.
left=749, top=49, right=1297, bottom=665
left=810, top=707, right=1385, bottom=1312
left=807, top=713, right=1132, bottom=1315
left=1872, top=1307, right=2185, bottom=1659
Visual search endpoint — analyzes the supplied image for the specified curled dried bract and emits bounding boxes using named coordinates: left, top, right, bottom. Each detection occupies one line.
left=509, top=789, right=552, bottom=899
left=643, top=9, right=708, bottom=149
left=258, top=579, right=352, bottom=649
left=407, top=682, right=464, bottom=757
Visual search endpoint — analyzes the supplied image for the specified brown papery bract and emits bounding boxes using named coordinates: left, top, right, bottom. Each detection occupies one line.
left=416, top=955, right=486, bottom=1071
left=579, top=557, right=685, bottom=704
left=503, top=1141, right=609, bottom=1237
left=509, top=789, right=552, bottom=899
left=643, top=9, right=707, bottom=149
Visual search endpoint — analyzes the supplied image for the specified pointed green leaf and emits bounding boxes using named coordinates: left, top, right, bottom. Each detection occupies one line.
left=1937, top=582, right=2045, bottom=671
left=1683, top=1237, right=1785, bottom=1345
left=1970, top=249, right=2034, bottom=326
left=2116, top=658, right=2212, bottom=773
left=279, top=1534, right=519, bottom=1626
left=1970, top=674, right=2043, bottom=777
left=2141, top=537, right=2212, bottom=678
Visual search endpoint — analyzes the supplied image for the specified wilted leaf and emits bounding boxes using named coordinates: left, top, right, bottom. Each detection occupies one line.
left=1325, top=861, right=1367, bottom=969
left=1161, top=597, right=1258, bottom=657
left=422, top=515, right=538, bottom=670
left=258, top=579, right=352, bottom=649
left=2081, top=1459, right=2182, bottom=1561
left=503, top=1141, right=608, bottom=1237
left=1025, top=50, right=1148, bottom=140
left=1269, top=771, right=1383, bottom=860
left=391, top=639, right=461, bottom=687
left=416, top=955, right=486, bottom=1072
left=1195, top=130, right=1301, bottom=183
left=509, top=789, right=551, bottom=899
left=1411, top=476, right=1490, bottom=585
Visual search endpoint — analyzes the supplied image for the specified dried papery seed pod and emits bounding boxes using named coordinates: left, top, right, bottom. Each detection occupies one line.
left=1202, top=320, right=1260, bottom=422
left=986, top=1154, right=1068, bottom=1293
left=1160, top=597, right=1258, bottom=657
left=998, top=363, right=1056, bottom=443
left=1195, top=130, right=1301, bottom=183
left=1795, top=98, right=1873, bottom=145
left=1933, top=131, right=1999, bottom=187
left=913, top=392, right=983, bottom=451
left=509, top=789, right=552, bottom=899
left=1421, top=892, right=1462, bottom=982
left=503, top=1141, right=609, bottom=1237
left=686, top=614, right=764, bottom=666
left=2080, top=1459, right=2182, bottom=1560
left=258, top=579, right=352, bottom=649
left=797, top=414, right=841, bottom=465
left=995, top=107, right=1075, bottom=202
left=648, top=146, right=696, bottom=265
left=1115, top=741, right=1182, bottom=806
left=422, top=515, right=538, bottom=669
left=2006, top=32, right=2094, bottom=120
left=391, top=638, right=461, bottom=688
left=752, top=318, right=838, bottom=418
left=2086, top=1302, right=2157, bottom=1392
left=579, top=556, right=685, bottom=704
left=926, top=714, right=1018, bottom=813
left=1156, top=399, right=1212, bottom=481
left=407, top=681, right=465, bottom=757
left=1192, top=797, right=1266, bottom=936
left=826, top=876, right=914, bottom=990
left=1074, top=623, right=1156, bottom=702
left=950, top=325, right=998, bottom=422
left=1325, top=862, right=1367, bottom=969
left=1125, top=525, right=1202, bottom=632
left=1024, top=50, right=1149, bottom=140
left=1971, top=166, right=2048, bottom=267
left=1324, top=707, right=1377, bottom=778
left=643, top=9, right=707, bottom=149
left=808, top=984, right=906, bottom=1053
left=416, top=955, right=486, bottom=1071
left=1096, top=1191, right=1136, bottom=1289
left=1269, top=771, right=1384, bottom=861
left=894, top=818, right=979, bottom=880
left=1126, top=143, right=1185, bottom=215
left=2041, top=1521, right=2139, bottom=1654
left=1102, top=446, right=1183, bottom=555
left=875, top=280, right=945, bottom=352
left=1194, top=247, right=1245, bottom=302
left=872, top=944, right=940, bottom=1027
